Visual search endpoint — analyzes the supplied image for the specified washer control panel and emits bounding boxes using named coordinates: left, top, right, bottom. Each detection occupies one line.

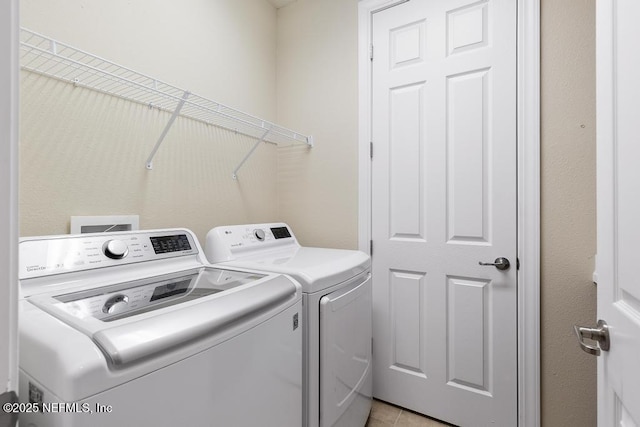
left=19, top=230, right=198, bottom=280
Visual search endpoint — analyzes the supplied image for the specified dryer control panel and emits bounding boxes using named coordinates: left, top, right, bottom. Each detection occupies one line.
left=19, top=229, right=199, bottom=280
left=205, top=222, right=299, bottom=263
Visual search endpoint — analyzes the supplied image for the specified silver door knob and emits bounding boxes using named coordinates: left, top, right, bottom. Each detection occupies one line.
left=478, top=257, right=511, bottom=271
left=574, top=319, right=610, bottom=356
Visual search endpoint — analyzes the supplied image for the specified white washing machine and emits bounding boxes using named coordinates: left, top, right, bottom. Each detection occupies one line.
left=18, top=229, right=302, bottom=427
left=206, top=223, right=372, bottom=427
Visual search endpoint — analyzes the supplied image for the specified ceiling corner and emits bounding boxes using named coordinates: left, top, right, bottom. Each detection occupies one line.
left=266, top=0, right=298, bottom=9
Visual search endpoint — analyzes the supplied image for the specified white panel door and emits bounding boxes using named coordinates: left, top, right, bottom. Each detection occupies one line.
left=371, top=1, right=517, bottom=425
left=596, top=0, right=640, bottom=425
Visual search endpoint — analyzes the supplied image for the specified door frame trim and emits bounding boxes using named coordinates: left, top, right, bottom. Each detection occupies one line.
left=0, top=0, right=20, bottom=402
left=356, top=1, right=540, bottom=426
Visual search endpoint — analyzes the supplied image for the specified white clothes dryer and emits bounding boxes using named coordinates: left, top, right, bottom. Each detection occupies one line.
left=206, top=223, right=372, bottom=427
left=18, top=229, right=302, bottom=427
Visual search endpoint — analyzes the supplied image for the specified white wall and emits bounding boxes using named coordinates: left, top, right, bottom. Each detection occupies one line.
left=0, top=0, right=19, bottom=409
left=20, top=0, right=280, bottom=243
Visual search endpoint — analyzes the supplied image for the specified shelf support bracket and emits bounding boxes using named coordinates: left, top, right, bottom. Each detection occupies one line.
left=232, top=128, right=270, bottom=180
left=145, top=90, right=191, bottom=169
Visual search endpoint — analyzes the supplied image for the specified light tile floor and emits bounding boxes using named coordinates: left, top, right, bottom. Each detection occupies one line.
left=366, top=399, right=454, bottom=427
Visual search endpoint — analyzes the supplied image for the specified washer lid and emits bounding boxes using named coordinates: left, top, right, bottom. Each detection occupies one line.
left=219, top=247, right=371, bottom=293
left=26, top=267, right=299, bottom=366
left=34, top=268, right=264, bottom=323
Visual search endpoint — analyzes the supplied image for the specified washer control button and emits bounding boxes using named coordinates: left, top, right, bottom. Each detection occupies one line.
left=253, top=229, right=266, bottom=241
left=102, top=294, right=129, bottom=314
left=103, top=240, right=129, bottom=259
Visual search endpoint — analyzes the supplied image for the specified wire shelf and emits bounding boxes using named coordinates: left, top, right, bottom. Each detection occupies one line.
left=20, top=27, right=313, bottom=173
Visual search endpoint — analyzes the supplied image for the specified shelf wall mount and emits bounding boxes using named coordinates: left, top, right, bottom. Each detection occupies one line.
left=146, top=90, right=191, bottom=170
left=232, top=129, right=269, bottom=180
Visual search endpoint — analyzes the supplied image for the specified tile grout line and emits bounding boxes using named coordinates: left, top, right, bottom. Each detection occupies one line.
left=392, top=408, right=403, bottom=426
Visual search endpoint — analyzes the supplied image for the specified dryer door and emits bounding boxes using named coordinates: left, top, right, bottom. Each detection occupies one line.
left=319, top=273, right=372, bottom=427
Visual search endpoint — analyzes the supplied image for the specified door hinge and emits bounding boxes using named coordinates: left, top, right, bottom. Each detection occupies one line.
left=369, top=239, right=373, bottom=256
left=370, top=44, right=374, bottom=61
left=370, top=142, right=373, bottom=159
left=517, top=257, right=520, bottom=270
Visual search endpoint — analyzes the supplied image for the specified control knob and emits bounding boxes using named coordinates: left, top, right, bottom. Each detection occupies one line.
left=103, top=240, right=129, bottom=259
left=253, top=229, right=266, bottom=241
left=102, top=294, right=129, bottom=315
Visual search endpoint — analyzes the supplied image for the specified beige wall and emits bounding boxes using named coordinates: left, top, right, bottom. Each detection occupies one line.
left=278, top=0, right=598, bottom=425
left=20, top=0, right=280, bottom=243
left=540, top=0, right=597, bottom=425
left=21, top=0, right=278, bottom=118
left=276, top=0, right=360, bottom=249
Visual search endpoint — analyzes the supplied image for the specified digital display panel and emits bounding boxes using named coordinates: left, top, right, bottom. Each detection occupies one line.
left=150, top=234, right=191, bottom=254
left=271, top=227, right=292, bottom=239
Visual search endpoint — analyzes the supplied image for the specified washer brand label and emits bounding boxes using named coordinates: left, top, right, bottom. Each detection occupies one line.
left=26, top=265, right=47, bottom=272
